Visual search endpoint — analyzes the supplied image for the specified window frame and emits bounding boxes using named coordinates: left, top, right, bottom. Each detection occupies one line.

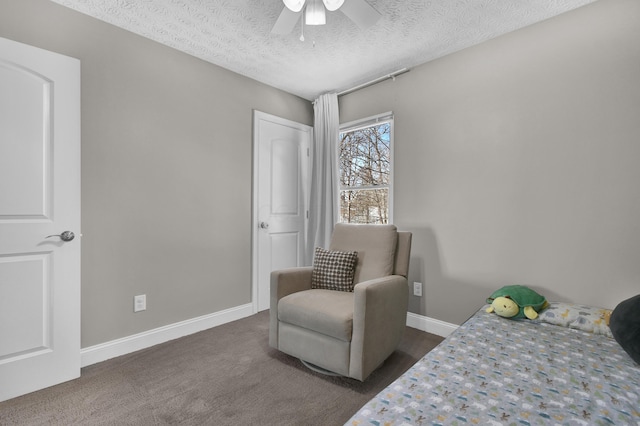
left=337, top=111, right=394, bottom=224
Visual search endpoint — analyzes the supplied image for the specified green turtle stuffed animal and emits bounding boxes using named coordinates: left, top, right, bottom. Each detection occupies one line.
left=486, top=285, right=548, bottom=320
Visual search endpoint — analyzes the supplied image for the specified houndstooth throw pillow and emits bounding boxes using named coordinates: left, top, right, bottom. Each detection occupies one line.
left=311, top=247, right=358, bottom=292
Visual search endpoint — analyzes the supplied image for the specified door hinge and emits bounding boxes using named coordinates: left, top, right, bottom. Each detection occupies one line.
left=307, top=147, right=310, bottom=157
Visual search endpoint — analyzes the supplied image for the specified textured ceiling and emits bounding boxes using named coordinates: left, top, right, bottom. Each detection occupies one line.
left=51, top=0, right=597, bottom=100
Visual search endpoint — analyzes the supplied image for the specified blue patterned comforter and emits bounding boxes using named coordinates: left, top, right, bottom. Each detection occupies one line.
left=347, top=308, right=640, bottom=425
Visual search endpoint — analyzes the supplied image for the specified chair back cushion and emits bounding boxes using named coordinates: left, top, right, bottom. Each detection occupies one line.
left=329, top=224, right=398, bottom=283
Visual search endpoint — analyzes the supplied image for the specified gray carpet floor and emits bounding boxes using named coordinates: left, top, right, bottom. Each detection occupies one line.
left=0, top=310, right=443, bottom=425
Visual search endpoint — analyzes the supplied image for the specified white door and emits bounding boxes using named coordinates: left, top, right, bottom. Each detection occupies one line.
left=0, top=37, right=81, bottom=402
left=252, top=111, right=312, bottom=312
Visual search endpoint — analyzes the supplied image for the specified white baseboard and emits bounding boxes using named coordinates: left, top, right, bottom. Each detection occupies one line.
left=406, top=312, right=458, bottom=338
left=81, top=305, right=452, bottom=368
left=80, top=303, right=254, bottom=367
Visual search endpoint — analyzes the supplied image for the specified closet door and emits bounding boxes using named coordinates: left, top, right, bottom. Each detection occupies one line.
left=252, top=111, right=311, bottom=312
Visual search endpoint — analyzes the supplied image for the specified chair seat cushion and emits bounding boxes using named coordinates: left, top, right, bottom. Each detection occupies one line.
left=278, top=289, right=354, bottom=342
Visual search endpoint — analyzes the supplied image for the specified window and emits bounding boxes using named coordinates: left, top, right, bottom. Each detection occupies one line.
left=338, top=113, right=393, bottom=224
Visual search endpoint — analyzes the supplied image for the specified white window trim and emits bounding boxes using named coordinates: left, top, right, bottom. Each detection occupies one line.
left=338, top=111, right=394, bottom=224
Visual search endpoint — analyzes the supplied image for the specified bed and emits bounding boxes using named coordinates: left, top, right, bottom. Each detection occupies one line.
left=346, top=303, right=640, bottom=426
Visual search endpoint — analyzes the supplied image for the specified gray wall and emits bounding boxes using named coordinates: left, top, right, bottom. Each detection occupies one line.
left=340, top=0, right=640, bottom=324
left=3, top=0, right=638, bottom=336
left=0, top=0, right=313, bottom=347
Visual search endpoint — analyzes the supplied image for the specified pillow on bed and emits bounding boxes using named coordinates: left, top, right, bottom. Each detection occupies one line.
left=311, top=247, right=358, bottom=292
left=609, top=294, right=640, bottom=365
left=536, top=302, right=613, bottom=337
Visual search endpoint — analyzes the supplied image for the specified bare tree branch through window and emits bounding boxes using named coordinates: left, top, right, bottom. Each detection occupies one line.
left=338, top=121, right=391, bottom=224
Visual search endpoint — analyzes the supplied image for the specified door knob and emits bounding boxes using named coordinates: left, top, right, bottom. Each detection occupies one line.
left=45, top=231, right=75, bottom=242
left=259, top=222, right=269, bottom=229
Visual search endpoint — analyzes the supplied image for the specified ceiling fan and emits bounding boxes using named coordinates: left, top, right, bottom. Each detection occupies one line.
left=271, top=0, right=382, bottom=34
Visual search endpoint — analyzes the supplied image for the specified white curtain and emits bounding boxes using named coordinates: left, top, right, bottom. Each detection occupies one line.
left=306, top=92, right=339, bottom=264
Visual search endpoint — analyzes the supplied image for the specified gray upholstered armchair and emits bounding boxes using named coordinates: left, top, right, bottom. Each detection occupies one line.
left=269, top=224, right=412, bottom=381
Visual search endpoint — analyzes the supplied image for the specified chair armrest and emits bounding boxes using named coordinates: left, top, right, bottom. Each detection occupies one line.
left=270, top=266, right=313, bottom=300
left=349, top=275, right=409, bottom=380
left=269, top=266, right=313, bottom=348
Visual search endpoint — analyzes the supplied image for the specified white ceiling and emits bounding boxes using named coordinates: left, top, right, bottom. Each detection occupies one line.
left=51, top=0, right=597, bottom=100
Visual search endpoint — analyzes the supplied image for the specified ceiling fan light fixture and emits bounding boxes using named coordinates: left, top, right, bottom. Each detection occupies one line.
left=283, top=0, right=306, bottom=13
left=322, top=0, right=344, bottom=11
left=305, top=0, right=326, bottom=25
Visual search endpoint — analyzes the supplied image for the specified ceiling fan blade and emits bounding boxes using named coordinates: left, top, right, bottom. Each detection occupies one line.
left=340, top=0, right=381, bottom=30
left=271, top=7, right=302, bottom=34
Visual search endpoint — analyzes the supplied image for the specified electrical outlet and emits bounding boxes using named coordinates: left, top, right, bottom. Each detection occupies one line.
left=413, top=282, right=422, bottom=297
left=134, top=294, right=146, bottom=312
